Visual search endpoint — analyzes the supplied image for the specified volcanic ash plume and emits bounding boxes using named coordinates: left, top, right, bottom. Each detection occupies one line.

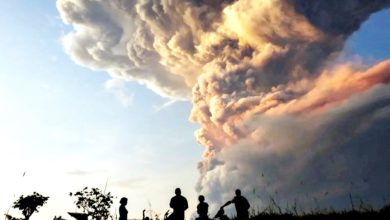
left=57, top=0, right=390, bottom=209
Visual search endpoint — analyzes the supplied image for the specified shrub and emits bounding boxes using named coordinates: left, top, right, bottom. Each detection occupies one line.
left=10, top=192, right=49, bottom=220
left=70, top=187, right=114, bottom=220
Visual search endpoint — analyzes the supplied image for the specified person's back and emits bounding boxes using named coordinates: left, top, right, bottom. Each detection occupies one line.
left=232, top=195, right=250, bottom=219
left=170, top=195, right=188, bottom=212
left=221, top=189, right=250, bottom=220
left=196, top=195, right=209, bottom=220
left=169, top=188, right=188, bottom=220
left=197, top=202, right=208, bottom=218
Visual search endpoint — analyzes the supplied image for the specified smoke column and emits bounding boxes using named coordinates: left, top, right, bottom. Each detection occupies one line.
left=57, top=0, right=390, bottom=210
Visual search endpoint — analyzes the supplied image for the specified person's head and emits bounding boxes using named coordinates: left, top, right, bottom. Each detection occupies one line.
left=120, top=197, right=128, bottom=205
left=175, top=188, right=181, bottom=195
left=198, top=195, right=205, bottom=202
left=235, top=189, right=241, bottom=196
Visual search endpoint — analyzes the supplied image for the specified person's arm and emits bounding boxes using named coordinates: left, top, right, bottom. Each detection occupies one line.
left=184, top=198, right=188, bottom=210
left=221, top=201, right=232, bottom=208
left=164, top=210, right=170, bottom=220
left=170, top=198, right=174, bottom=208
left=119, top=206, right=125, bottom=216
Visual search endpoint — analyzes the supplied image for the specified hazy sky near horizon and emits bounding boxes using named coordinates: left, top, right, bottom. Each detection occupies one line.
left=0, top=1, right=390, bottom=220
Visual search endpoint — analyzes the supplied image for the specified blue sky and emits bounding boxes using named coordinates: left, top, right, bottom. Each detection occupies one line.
left=347, top=9, right=390, bottom=60
left=0, top=1, right=202, bottom=219
left=0, top=1, right=389, bottom=220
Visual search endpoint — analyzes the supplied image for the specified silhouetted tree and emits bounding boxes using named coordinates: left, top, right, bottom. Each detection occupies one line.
left=70, top=187, right=113, bottom=220
left=10, top=192, right=49, bottom=220
left=4, top=214, right=22, bottom=220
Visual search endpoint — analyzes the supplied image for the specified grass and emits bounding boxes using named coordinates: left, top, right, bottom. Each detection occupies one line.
left=245, top=204, right=390, bottom=220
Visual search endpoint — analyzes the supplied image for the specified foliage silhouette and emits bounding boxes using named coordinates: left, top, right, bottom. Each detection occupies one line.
left=69, top=187, right=113, bottom=220
left=6, top=192, right=49, bottom=220
left=4, top=214, right=22, bottom=220
left=244, top=196, right=390, bottom=220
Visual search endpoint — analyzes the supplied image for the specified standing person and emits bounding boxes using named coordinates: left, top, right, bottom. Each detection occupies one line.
left=221, top=189, right=250, bottom=220
left=169, top=188, right=188, bottom=220
left=119, top=197, right=128, bottom=220
left=196, top=195, right=209, bottom=220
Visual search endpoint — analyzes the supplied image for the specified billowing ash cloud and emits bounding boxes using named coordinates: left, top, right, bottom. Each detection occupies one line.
left=57, top=0, right=390, bottom=211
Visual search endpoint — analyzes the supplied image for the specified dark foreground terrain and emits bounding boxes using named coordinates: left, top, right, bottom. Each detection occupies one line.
left=248, top=205, right=390, bottom=220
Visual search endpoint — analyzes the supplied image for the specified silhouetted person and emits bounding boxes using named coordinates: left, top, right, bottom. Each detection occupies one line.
left=143, top=209, right=150, bottom=220
left=222, top=189, right=250, bottom=220
left=213, top=208, right=229, bottom=220
left=164, top=210, right=171, bottom=220
left=119, top=197, right=128, bottom=220
left=169, top=188, right=188, bottom=220
left=196, top=195, right=209, bottom=220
